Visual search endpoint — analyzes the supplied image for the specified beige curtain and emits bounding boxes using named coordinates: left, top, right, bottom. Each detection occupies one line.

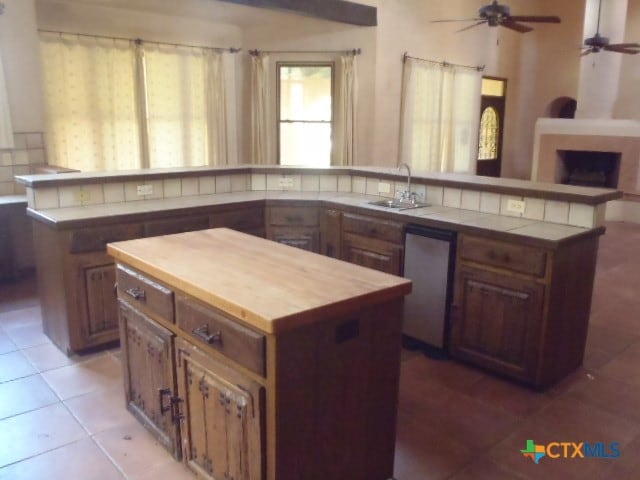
left=143, top=44, right=208, bottom=168
left=334, top=53, right=358, bottom=166
left=400, top=57, right=482, bottom=173
left=251, top=53, right=273, bottom=165
left=40, top=33, right=141, bottom=171
left=206, top=51, right=228, bottom=165
left=0, top=49, right=14, bottom=149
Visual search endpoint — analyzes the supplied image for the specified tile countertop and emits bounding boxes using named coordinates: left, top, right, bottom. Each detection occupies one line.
left=0, top=195, right=27, bottom=206
left=26, top=191, right=598, bottom=246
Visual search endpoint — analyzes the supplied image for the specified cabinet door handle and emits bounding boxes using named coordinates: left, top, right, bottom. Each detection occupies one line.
left=125, top=286, right=146, bottom=301
left=192, top=325, right=223, bottom=345
left=159, top=388, right=172, bottom=414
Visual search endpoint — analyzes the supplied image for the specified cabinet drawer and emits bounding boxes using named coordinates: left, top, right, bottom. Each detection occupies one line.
left=144, top=216, right=209, bottom=237
left=268, top=206, right=318, bottom=226
left=116, top=265, right=174, bottom=322
left=210, top=206, right=264, bottom=231
left=342, top=213, right=404, bottom=244
left=176, top=295, right=266, bottom=376
left=459, top=235, right=547, bottom=277
left=71, top=223, right=143, bottom=253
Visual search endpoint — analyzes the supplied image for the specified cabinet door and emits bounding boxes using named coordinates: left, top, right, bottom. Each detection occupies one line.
left=451, top=266, right=544, bottom=382
left=118, top=301, right=181, bottom=458
left=269, top=226, right=319, bottom=252
left=176, top=337, right=264, bottom=480
left=319, top=209, right=342, bottom=259
left=342, top=233, right=403, bottom=275
left=85, top=264, right=118, bottom=339
left=0, top=220, right=13, bottom=281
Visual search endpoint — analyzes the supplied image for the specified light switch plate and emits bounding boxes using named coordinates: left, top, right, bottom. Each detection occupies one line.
left=278, top=176, right=294, bottom=188
left=137, top=184, right=153, bottom=196
left=507, top=199, right=525, bottom=215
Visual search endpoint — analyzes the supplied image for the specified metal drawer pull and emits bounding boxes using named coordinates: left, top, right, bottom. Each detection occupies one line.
left=192, top=325, right=223, bottom=345
left=125, top=286, right=146, bottom=300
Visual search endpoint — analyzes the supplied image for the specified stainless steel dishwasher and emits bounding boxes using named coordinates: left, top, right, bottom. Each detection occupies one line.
left=402, top=224, right=457, bottom=356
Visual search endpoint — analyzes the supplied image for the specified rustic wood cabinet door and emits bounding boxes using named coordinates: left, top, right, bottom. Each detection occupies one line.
left=269, top=226, right=319, bottom=252
left=118, top=301, right=180, bottom=458
left=451, top=266, right=544, bottom=381
left=342, top=234, right=403, bottom=275
left=176, top=337, right=264, bottom=480
left=85, top=264, right=118, bottom=339
left=319, top=209, right=342, bottom=259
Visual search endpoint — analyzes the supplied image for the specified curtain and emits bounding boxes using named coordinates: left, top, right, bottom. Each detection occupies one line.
left=400, top=57, right=482, bottom=173
left=143, top=44, right=208, bottom=168
left=334, top=53, right=358, bottom=166
left=206, top=51, right=228, bottom=165
left=40, top=33, right=140, bottom=171
left=0, top=49, right=14, bottom=149
left=251, top=53, right=273, bottom=165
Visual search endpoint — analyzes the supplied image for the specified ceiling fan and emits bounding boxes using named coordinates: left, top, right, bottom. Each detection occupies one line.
left=432, top=0, right=561, bottom=33
left=582, top=0, right=640, bottom=55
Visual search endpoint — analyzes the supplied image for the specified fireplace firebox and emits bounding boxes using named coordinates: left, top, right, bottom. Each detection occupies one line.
left=557, top=150, right=621, bottom=188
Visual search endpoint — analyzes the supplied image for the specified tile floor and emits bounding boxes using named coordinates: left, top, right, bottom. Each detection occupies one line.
left=0, top=221, right=639, bottom=479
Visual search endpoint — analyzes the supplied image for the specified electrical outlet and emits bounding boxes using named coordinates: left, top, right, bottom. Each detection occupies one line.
left=137, top=184, right=153, bottom=196
left=378, top=182, right=391, bottom=194
left=507, top=199, right=525, bottom=215
left=278, top=176, right=294, bottom=188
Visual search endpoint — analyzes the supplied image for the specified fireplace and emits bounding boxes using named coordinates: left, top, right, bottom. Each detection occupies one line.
left=557, top=150, right=621, bottom=188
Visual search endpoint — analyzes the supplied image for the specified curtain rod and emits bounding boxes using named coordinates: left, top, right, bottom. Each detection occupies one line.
left=37, top=29, right=241, bottom=53
left=403, top=52, right=484, bottom=72
left=249, top=48, right=361, bottom=56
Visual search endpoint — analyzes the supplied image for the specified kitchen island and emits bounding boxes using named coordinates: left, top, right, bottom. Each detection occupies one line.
left=107, top=227, right=412, bottom=480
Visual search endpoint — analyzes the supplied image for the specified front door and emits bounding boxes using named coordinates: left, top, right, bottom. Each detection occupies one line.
left=476, top=77, right=506, bottom=177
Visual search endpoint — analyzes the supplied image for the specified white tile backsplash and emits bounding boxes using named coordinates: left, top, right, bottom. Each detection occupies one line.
left=251, top=174, right=266, bottom=191
left=12, top=134, right=27, bottom=150
left=500, top=195, right=524, bottom=218
left=216, top=175, right=232, bottom=193
left=0, top=182, right=14, bottom=195
left=13, top=150, right=28, bottom=166
left=461, top=190, right=481, bottom=211
left=182, top=177, right=199, bottom=196
left=365, top=178, right=380, bottom=196
left=319, top=175, right=337, bottom=192
left=443, top=188, right=462, bottom=208
left=426, top=186, right=444, bottom=206
left=0, top=166, right=11, bottom=182
left=523, top=197, right=545, bottom=221
left=337, top=175, right=352, bottom=193
left=163, top=179, right=181, bottom=198
left=199, top=176, right=216, bottom=195
left=82, top=184, right=104, bottom=206
left=352, top=176, right=366, bottom=194
left=34, top=187, right=59, bottom=209
left=479, top=192, right=500, bottom=214
left=1, top=152, right=12, bottom=166
left=28, top=148, right=46, bottom=164
left=301, top=175, right=320, bottom=192
left=26, top=133, right=43, bottom=149
left=145, top=180, right=164, bottom=200
left=544, top=200, right=570, bottom=224
left=568, top=203, right=595, bottom=228
left=104, top=183, right=125, bottom=204
left=58, top=186, right=82, bottom=208
left=231, top=174, right=249, bottom=192
left=124, top=182, right=142, bottom=202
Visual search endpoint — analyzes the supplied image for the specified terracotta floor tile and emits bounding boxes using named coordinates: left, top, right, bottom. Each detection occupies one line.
left=65, top=385, right=132, bottom=435
left=0, top=306, right=42, bottom=331
left=448, top=456, right=532, bottom=480
left=0, top=437, right=124, bottom=480
left=0, top=350, right=36, bottom=382
left=566, top=374, right=640, bottom=424
left=93, top=420, right=177, bottom=478
left=0, top=403, right=87, bottom=467
left=20, top=342, right=105, bottom=372
left=0, top=374, right=58, bottom=420
left=598, top=344, right=640, bottom=387
left=41, top=353, right=122, bottom=400
left=0, top=329, right=17, bottom=355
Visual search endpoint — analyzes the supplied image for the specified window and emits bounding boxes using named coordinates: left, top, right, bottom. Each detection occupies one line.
left=476, top=77, right=507, bottom=177
left=277, top=64, right=333, bottom=167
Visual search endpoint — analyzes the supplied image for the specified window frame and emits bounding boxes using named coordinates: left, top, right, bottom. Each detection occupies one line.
left=276, top=61, right=336, bottom=166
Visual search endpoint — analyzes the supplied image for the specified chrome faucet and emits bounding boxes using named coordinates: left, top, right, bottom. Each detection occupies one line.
left=397, top=163, right=412, bottom=202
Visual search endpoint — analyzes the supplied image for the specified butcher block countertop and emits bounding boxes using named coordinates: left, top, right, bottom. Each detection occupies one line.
left=107, top=228, right=412, bottom=334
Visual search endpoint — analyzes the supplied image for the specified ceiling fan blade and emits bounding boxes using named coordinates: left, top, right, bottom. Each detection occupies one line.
left=431, top=18, right=482, bottom=23
left=581, top=49, right=593, bottom=56
left=509, top=15, right=561, bottom=24
left=456, top=20, right=488, bottom=33
left=501, top=20, right=533, bottom=33
left=607, top=42, right=640, bottom=48
left=604, top=45, right=640, bottom=54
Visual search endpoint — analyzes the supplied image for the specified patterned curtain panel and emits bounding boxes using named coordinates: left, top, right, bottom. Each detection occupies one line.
left=40, top=33, right=141, bottom=171
left=399, top=57, right=482, bottom=173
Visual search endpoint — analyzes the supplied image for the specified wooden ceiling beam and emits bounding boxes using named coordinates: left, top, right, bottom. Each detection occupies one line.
left=215, top=0, right=377, bottom=26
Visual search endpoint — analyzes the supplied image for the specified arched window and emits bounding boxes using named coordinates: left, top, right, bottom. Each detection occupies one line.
left=478, top=106, right=499, bottom=160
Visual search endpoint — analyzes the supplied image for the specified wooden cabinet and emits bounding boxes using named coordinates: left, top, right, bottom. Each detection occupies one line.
left=341, top=212, right=404, bottom=275
left=266, top=204, right=319, bottom=252
left=0, top=219, right=14, bottom=282
left=144, top=215, right=209, bottom=237
left=210, top=205, right=265, bottom=238
left=319, top=208, right=342, bottom=259
left=175, top=337, right=264, bottom=480
left=451, top=233, right=600, bottom=388
left=84, top=263, right=119, bottom=340
left=118, top=300, right=181, bottom=458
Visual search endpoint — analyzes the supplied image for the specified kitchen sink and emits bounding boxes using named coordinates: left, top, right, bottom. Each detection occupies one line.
left=368, top=199, right=431, bottom=210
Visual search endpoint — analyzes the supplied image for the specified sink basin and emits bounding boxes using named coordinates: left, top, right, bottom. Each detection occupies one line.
left=368, top=199, right=431, bottom=210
